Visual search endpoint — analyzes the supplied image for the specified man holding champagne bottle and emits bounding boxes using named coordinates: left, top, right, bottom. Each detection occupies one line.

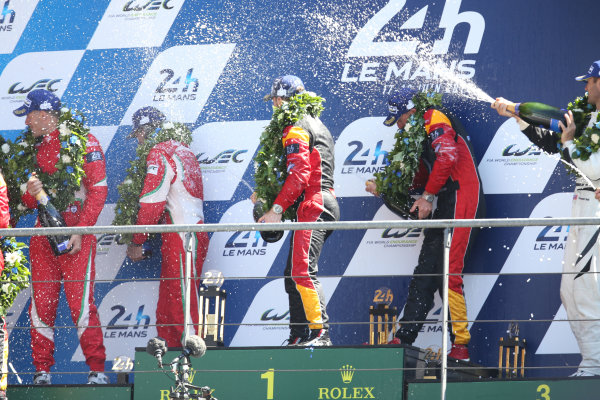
left=12, top=89, right=109, bottom=384
left=492, top=60, right=600, bottom=377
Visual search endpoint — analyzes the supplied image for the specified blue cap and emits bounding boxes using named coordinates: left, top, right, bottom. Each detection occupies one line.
left=13, top=89, right=61, bottom=117
left=130, top=106, right=166, bottom=138
left=383, top=88, right=417, bottom=126
left=575, top=60, right=600, bottom=81
left=264, top=75, right=305, bottom=101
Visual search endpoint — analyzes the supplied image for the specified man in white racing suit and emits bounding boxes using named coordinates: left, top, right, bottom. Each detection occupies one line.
left=493, top=59, right=600, bottom=377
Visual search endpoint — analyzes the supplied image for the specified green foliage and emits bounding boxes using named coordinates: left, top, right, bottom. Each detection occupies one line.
left=373, top=91, right=443, bottom=207
left=254, top=92, right=324, bottom=221
left=566, top=93, right=600, bottom=161
left=112, top=122, right=193, bottom=243
left=0, top=237, right=30, bottom=317
left=1, top=109, right=89, bottom=225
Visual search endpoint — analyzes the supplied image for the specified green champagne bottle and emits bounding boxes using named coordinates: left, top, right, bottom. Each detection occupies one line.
left=34, top=187, right=71, bottom=256
left=506, top=102, right=566, bottom=133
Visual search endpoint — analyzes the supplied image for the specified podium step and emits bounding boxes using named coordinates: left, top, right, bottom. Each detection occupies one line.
left=407, top=376, right=600, bottom=399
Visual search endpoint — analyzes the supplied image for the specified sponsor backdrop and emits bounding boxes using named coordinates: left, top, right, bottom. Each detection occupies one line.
left=0, top=0, right=596, bottom=383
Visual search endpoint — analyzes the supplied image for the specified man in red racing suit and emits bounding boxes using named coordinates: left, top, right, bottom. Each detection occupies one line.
left=257, top=76, right=340, bottom=346
left=14, top=89, right=108, bottom=384
left=393, top=106, right=484, bottom=361
left=126, top=107, right=209, bottom=347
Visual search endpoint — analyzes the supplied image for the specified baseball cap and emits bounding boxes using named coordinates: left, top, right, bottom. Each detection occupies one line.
left=575, top=60, right=600, bottom=81
left=129, top=106, right=166, bottom=138
left=263, top=75, right=305, bottom=101
left=383, top=88, right=417, bottom=126
left=13, top=89, right=61, bottom=117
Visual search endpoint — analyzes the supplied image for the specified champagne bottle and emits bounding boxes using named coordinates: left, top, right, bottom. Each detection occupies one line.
left=506, top=102, right=566, bottom=133
left=35, top=188, right=71, bottom=256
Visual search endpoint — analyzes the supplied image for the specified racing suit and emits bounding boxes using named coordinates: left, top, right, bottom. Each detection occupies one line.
left=519, top=112, right=600, bottom=375
left=274, top=115, right=340, bottom=341
left=131, top=139, right=209, bottom=347
left=22, top=130, right=107, bottom=373
left=0, top=174, right=10, bottom=398
left=395, top=108, right=484, bottom=346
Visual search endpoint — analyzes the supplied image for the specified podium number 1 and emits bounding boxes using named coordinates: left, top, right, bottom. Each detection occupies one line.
left=261, top=368, right=275, bottom=399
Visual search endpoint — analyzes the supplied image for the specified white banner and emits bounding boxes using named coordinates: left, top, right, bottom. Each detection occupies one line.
left=121, top=43, right=236, bottom=124
left=191, top=121, right=266, bottom=202
left=334, top=117, right=395, bottom=197
left=0, top=0, right=39, bottom=54
left=87, top=0, right=185, bottom=50
left=0, top=50, right=85, bottom=129
left=203, top=199, right=289, bottom=279
left=479, top=118, right=560, bottom=194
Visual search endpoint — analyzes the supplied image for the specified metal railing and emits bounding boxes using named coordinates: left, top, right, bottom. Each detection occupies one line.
left=4, top=216, right=600, bottom=399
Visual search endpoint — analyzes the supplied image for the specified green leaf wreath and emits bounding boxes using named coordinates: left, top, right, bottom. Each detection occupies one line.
left=253, top=92, right=325, bottom=221
left=112, top=121, right=193, bottom=244
left=1, top=108, right=89, bottom=225
left=0, top=237, right=30, bottom=317
left=564, top=93, right=599, bottom=161
left=373, top=91, right=443, bottom=208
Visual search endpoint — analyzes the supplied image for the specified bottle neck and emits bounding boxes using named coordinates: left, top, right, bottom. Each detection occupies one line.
left=506, top=103, right=519, bottom=115
left=35, top=189, right=49, bottom=205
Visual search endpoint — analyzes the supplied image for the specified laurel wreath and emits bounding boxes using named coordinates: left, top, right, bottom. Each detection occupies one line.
left=253, top=92, right=325, bottom=221
left=373, top=91, right=443, bottom=209
left=563, top=93, right=599, bottom=161
left=0, top=109, right=88, bottom=225
left=112, top=122, right=193, bottom=244
left=0, top=237, right=30, bottom=317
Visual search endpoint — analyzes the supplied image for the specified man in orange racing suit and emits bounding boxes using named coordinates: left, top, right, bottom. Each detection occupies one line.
left=256, top=75, right=340, bottom=346
left=380, top=90, right=484, bottom=361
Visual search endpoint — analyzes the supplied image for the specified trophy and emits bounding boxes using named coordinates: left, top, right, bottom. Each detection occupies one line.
left=198, top=270, right=227, bottom=347
left=498, top=322, right=526, bottom=378
left=112, top=355, right=134, bottom=384
left=368, top=287, right=398, bottom=345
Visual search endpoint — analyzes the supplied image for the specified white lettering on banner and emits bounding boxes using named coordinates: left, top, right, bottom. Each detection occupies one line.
left=478, top=118, right=560, bottom=194
left=0, top=50, right=85, bottom=129
left=333, top=117, right=396, bottom=197
left=0, top=0, right=39, bottom=54
left=87, top=0, right=184, bottom=50
left=462, top=192, right=575, bottom=355
left=121, top=44, right=235, bottom=124
left=202, top=200, right=289, bottom=279
left=342, top=0, right=484, bottom=91
left=347, top=0, right=485, bottom=57
left=71, top=282, right=159, bottom=362
left=190, top=121, right=266, bottom=201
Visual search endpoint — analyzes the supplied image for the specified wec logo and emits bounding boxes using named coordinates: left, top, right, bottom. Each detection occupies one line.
left=502, top=144, right=542, bottom=157
left=8, top=79, right=62, bottom=94
left=197, top=149, right=247, bottom=164
left=123, top=0, right=174, bottom=12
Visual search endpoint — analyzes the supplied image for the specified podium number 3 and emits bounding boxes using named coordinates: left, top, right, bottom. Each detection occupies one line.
left=261, top=369, right=275, bottom=399
left=537, top=384, right=550, bottom=400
